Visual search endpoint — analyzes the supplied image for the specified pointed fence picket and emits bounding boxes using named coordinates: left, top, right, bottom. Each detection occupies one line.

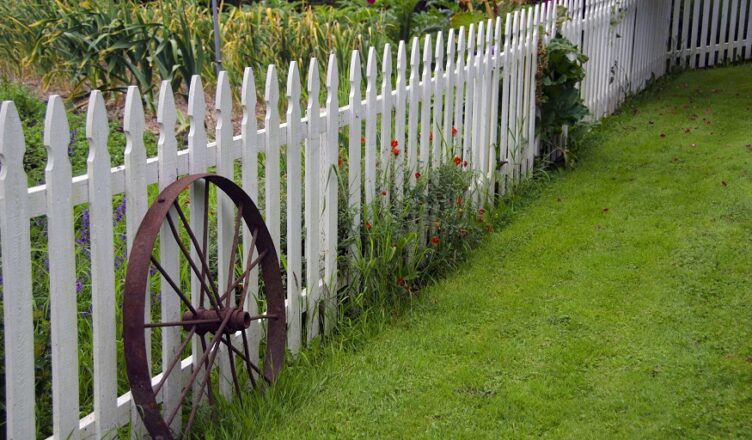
left=1, top=0, right=747, bottom=437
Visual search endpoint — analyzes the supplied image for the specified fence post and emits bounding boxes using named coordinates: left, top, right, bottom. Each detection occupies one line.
left=86, top=90, right=118, bottom=439
left=286, top=62, right=303, bottom=353
left=0, top=101, right=36, bottom=440
left=45, top=95, right=80, bottom=440
left=305, top=58, right=322, bottom=343
left=156, top=80, right=183, bottom=432
left=323, top=54, right=339, bottom=335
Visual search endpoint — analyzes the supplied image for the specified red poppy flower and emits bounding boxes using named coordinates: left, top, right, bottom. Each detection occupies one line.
left=451, top=127, right=458, bottom=137
left=392, top=147, right=400, bottom=156
left=431, top=236, right=440, bottom=245
left=381, top=191, right=387, bottom=196
left=367, top=0, right=375, bottom=4
left=429, top=132, right=433, bottom=142
left=453, top=155, right=462, bottom=166
left=361, top=136, right=366, bottom=144
left=391, top=138, right=398, bottom=148
left=463, top=160, right=468, bottom=167
left=366, top=222, right=372, bottom=230
left=338, top=158, right=343, bottom=168
left=415, top=172, right=422, bottom=179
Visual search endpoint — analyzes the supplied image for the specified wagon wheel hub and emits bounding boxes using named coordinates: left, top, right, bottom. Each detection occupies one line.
left=182, top=307, right=279, bottom=335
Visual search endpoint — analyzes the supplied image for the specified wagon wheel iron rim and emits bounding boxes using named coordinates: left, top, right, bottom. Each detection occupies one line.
left=123, top=173, right=286, bottom=439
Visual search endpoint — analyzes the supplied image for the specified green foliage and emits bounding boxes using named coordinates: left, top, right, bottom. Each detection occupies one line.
left=536, top=36, right=589, bottom=144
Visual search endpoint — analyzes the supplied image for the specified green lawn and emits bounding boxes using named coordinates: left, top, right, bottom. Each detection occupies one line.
left=200, top=64, right=752, bottom=439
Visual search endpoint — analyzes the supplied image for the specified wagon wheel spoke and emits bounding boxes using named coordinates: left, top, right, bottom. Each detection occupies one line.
left=220, top=333, right=244, bottom=400
left=180, top=331, right=225, bottom=437
left=201, top=181, right=210, bottom=308
left=220, top=332, right=272, bottom=385
left=172, top=202, right=223, bottom=309
left=223, top=204, right=245, bottom=309
left=220, top=249, right=266, bottom=306
left=149, top=255, right=197, bottom=314
left=240, top=329, right=258, bottom=389
left=165, top=310, right=234, bottom=429
left=152, top=326, right=198, bottom=396
left=165, top=212, right=222, bottom=311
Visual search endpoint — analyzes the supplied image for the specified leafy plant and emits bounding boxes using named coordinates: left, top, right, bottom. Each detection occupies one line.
left=536, top=36, right=589, bottom=157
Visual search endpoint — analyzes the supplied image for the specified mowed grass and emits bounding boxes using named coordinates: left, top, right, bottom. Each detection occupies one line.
left=200, top=64, right=752, bottom=439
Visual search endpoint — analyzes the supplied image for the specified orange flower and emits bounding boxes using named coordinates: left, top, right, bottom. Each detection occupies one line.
left=392, top=147, right=400, bottom=156
left=391, top=138, right=398, bottom=148
left=429, top=132, right=433, bottom=141
left=338, top=158, right=343, bottom=168
left=453, top=155, right=462, bottom=166
left=361, top=136, right=366, bottom=144
left=451, top=127, right=458, bottom=137
left=415, top=172, right=422, bottom=179
left=431, top=236, right=440, bottom=245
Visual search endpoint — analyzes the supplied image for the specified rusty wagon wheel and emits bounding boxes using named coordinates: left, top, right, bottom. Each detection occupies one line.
left=123, top=173, right=285, bottom=439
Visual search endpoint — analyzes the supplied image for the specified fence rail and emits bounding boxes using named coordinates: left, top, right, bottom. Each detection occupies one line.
left=1, top=0, right=749, bottom=438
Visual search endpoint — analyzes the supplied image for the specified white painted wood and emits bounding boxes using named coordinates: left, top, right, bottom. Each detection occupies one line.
left=45, top=95, right=80, bottom=440
left=487, top=17, right=502, bottom=201
left=323, top=54, right=339, bottom=334
left=682, top=0, right=692, bottom=65
left=719, top=0, right=730, bottom=62
left=264, top=66, right=282, bottom=262
left=710, top=0, right=722, bottom=65
left=477, top=21, right=492, bottom=178
left=215, top=71, right=235, bottom=397
left=528, top=7, right=540, bottom=173
left=240, top=67, right=261, bottom=368
left=348, top=50, right=362, bottom=236
left=420, top=35, right=432, bottom=172
left=470, top=22, right=484, bottom=173
left=443, top=29, right=456, bottom=166
left=690, top=0, right=702, bottom=67
left=156, top=80, right=182, bottom=433
left=733, top=0, right=747, bottom=59
left=431, top=32, right=444, bottom=170
left=513, top=10, right=526, bottom=180
left=0, top=101, right=36, bottom=440
left=453, top=28, right=466, bottom=160
left=394, top=41, right=407, bottom=196
left=123, top=86, right=150, bottom=439
left=305, top=58, right=322, bottom=343
left=507, top=11, right=520, bottom=182
left=671, top=0, right=682, bottom=61
left=499, top=15, right=512, bottom=193
left=407, top=38, right=420, bottom=182
left=380, top=43, right=393, bottom=202
left=186, top=75, right=209, bottom=406
left=462, top=25, right=475, bottom=168
left=364, top=47, right=378, bottom=209
left=85, top=90, right=117, bottom=439
left=700, top=0, right=712, bottom=67
left=286, top=62, right=303, bottom=353
left=747, top=0, right=752, bottom=59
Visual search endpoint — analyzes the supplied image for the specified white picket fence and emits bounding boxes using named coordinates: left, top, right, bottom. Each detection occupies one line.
left=1, top=0, right=749, bottom=438
left=669, top=0, right=752, bottom=68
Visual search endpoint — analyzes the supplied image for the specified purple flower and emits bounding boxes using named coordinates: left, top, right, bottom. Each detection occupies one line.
left=68, top=129, right=78, bottom=157
left=76, top=279, right=83, bottom=293
left=114, top=197, right=127, bottom=223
